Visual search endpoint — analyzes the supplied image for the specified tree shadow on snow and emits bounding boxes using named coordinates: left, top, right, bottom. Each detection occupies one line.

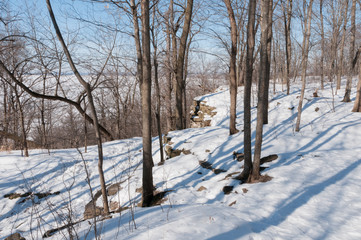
left=207, top=158, right=361, bottom=239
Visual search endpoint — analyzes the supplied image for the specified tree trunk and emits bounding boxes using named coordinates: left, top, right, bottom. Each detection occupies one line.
left=343, top=0, right=356, bottom=102
left=352, top=76, right=361, bottom=112
left=151, top=6, right=165, bottom=165
left=295, top=0, right=314, bottom=132
left=46, top=0, right=109, bottom=214
left=140, top=0, right=154, bottom=207
left=175, top=0, right=193, bottom=130
left=262, top=0, right=273, bottom=125
left=252, top=0, right=271, bottom=181
left=283, top=0, right=292, bottom=95
left=320, top=0, right=325, bottom=90
left=239, top=0, right=256, bottom=182
left=352, top=45, right=361, bottom=111
left=183, top=36, right=192, bottom=129
left=14, top=87, right=29, bottom=157
left=224, top=0, right=238, bottom=135
left=337, top=0, right=349, bottom=91
left=165, top=7, right=173, bottom=132
left=131, top=0, right=143, bottom=88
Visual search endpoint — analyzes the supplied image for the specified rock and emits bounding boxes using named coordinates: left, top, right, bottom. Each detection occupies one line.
left=163, top=136, right=172, bottom=144
left=83, top=202, right=103, bottom=220
left=204, top=120, right=212, bottom=127
left=213, top=168, right=226, bottom=174
left=199, top=160, right=226, bottom=175
left=109, top=201, right=120, bottom=212
left=190, top=100, right=216, bottom=128
left=229, top=200, right=236, bottom=207
left=233, top=151, right=244, bottom=162
left=164, top=145, right=191, bottom=159
left=107, top=182, right=122, bottom=196
left=260, top=154, right=278, bottom=165
left=83, top=189, right=104, bottom=219
left=313, top=90, right=319, bottom=97
left=242, top=188, right=248, bottom=193
left=164, top=145, right=173, bottom=156
left=315, top=107, right=320, bottom=112
left=5, top=233, right=25, bottom=240
left=222, top=186, right=234, bottom=195
left=197, top=186, right=207, bottom=191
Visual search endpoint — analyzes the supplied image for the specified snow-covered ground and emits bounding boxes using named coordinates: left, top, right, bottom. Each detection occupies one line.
left=1, top=78, right=361, bottom=239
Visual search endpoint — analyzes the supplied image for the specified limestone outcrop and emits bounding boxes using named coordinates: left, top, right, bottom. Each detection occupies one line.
left=189, top=100, right=217, bottom=128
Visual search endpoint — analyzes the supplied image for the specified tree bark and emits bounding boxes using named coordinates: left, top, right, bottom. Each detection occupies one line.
left=140, top=0, right=154, bottom=207
left=295, top=0, right=314, bottom=132
left=337, top=0, right=349, bottom=91
left=151, top=6, right=165, bottom=165
left=352, top=45, right=361, bottom=111
left=224, top=0, right=238, bottom=135
left=174, top=0, right=193, bottom=130
left=165, top=5, right=173, bottom=132
left=343, top=0, right=356, bottom=102
left=13, top=86, right=29, bottom=157
left=239, top=0, right=256, bottom=182
left=252, top=0, right=271, bottom=181
left=262, top=0, right=273, bottom=125
left=320, top=0, right=325, bottom=90
left=131, top=0, right=144, bottom=87
left=283, top=0, right=292, bottom=95
left=352, top=76, right=361, bottom=112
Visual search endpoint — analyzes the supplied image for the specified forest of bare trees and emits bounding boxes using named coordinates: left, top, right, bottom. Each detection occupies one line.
left=1, top=0, right=361, bottom=204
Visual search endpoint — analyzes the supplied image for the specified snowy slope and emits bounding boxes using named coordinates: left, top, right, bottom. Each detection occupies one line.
left=1, top=79, right=361, bottom=239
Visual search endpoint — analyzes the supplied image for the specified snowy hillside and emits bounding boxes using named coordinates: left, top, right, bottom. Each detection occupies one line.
left=1, top=79, right=361, bottom=239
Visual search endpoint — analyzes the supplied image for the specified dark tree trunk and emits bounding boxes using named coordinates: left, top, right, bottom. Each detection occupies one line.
left=175, top=0, right=193, bottom=130
left=262, top=0, right=273, bottom=125
left=239, top=0, right=256, bottom=181
left=224, top=0, right=239, bottom=135
left=320, top=0, right=325, bottom=90
left=140, top=0, right=154, bottom=207
left=131, top=0, right=143, bottom=88
left=283, top=0, right=292, bottom=95
left=151, top=6, right=165, bottom=165
left=252, top=0, right=271, bottom=181
left=165, top=7, right=173, bottom=132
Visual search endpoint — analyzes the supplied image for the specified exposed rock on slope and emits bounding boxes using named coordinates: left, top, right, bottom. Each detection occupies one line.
left=189, top=100, right=217, bottom=128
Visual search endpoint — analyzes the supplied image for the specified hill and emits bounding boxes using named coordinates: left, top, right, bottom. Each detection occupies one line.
left=1, top=79, right=361, bottom=239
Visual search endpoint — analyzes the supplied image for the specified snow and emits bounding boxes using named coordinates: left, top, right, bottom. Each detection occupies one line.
left=1, top=78, right=361, bottom=239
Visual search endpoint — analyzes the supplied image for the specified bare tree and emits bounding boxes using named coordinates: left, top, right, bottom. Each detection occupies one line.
left=150, top=3, right=165, bottom=165
left=252, top=0, right=272, bottom=181
left=140, top=0, right=154, bottom=207
left=343, top=0, right=356, bottom=102
left=352, top=45, right=361, bottom=112
left=336, top=0, right=349, bottom=91
left=319, top=0, right=325, bottom=89
left=238, top=0, right=256, bottom=182
left=223, top=0, right=239, bottom=135
left=174, top=0, right=193, bottom=130
left=295, top=0, right=314, bottom=132
left=262, top=0, right=273, bottom=124
left=46, top=0, right=110, bottom=214
left=282, top=0, right=292, bottom=95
